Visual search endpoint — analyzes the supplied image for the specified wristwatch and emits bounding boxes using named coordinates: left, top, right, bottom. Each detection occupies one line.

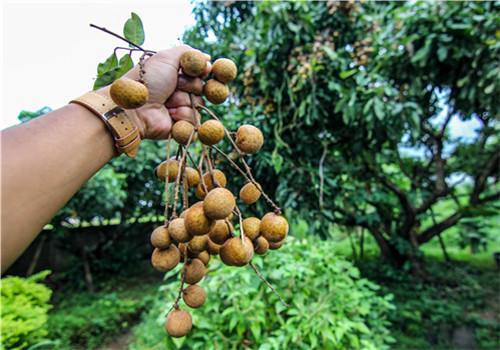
left=70, top=91, right=141, bottom=157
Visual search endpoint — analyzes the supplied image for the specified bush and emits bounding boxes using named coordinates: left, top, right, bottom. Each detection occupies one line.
left=131, top=238, right=395, bottom=350
left=0, top=271, right=53, bottom=350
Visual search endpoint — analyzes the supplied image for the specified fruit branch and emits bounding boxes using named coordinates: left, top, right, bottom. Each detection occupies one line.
left=164, top=136, right=172, bottom=225
left=172, top=134, right=195, bottom=218
left=90, top=24, right=155, bottom=53
left=249, top=261, right=289, bottom=308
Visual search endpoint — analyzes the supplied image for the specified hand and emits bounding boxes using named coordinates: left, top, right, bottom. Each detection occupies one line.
left=100, top=45, right=210, bottom=139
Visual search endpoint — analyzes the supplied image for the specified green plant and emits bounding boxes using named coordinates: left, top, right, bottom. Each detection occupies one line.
left=0, top=271, right=52, bottom=350
left=130, top=237, right=395, bottom=350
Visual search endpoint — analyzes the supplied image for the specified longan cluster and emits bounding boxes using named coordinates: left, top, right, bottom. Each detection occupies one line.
left=149, top=51, right=288, bottom=338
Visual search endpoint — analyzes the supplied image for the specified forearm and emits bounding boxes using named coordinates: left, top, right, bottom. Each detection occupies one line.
left=1, top=102, right=115, bottom=271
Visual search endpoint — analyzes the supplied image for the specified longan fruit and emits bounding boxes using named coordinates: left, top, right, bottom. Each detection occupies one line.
left=196, top=251, right=210, bottom=266
left=185, top=202, right=213, bottom=236
left=207, top=238, right=221, bottom=255
left=169, top=218, right=192, bottom=243
left=242, top=217, right=261, bottom=240
left=203, top=188, right=236, bottom=220
left=239, top=182, right=262, bottom=205
left=165, top=308, right=192, bottom=337
left=180, top=50, right=207, bottom=77
left=254, top=236, right=269, bottom=255
left=150, top=226, right=171, bottom=249
left=220, top=236, right=254, bottom=266
left=269, top=239, right=285, bottom=250
left=260, top=213, right=289, bottom=242
left=235, top=125, right=264, bottom=154
left=183, top=258, right=206, bottom=284
left=155, top=159, right=179, bottom=181
left=110, top=78, right=148, bottom=109
left=195, top=169, right=228, bottom=199
left=172, top=120, right=195, bottom=145
left=212, top=58, right=237, bottom=83
left=182, top=285, right=207, bottom=308
left=151, top=245, right=180, bottom=272
left=188, top=235, right=208, bottom=254
left=198, top=120, right=225, bottom=146
left=178, top=242, right=188, bottom=259
left=185, top=167, right=200, bottom=187
left=203, top=79, right=229, bottom=104
left=208, top=220, right=233, bottom=244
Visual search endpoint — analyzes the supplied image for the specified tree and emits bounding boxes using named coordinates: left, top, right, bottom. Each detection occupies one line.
left=184, top=1, right=499, bottom=268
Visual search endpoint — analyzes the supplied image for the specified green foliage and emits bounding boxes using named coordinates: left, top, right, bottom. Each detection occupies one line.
left=123, top=12, right=145, bottom=47
left=131, top=238, right=395, bottom=350
left=0, top=271, right=53, bottom=350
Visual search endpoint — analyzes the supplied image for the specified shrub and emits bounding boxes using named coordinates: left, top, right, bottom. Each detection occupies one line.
left=0, top=271, right=52, bottom=350
left=131, top=238, right=395, bottom=350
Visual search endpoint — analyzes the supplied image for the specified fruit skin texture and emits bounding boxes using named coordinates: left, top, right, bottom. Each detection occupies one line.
left=150, top=226, right=171, bottom=249
left=208, top=220, right=232, bottom=244
left=172, top=120, right=195, bottom=145
left=203, top=188, right=236, bottom=220
left=151, top=245, right=180, bottom=272
left=198, top=120, right=225, bottom=146
left=239, top=182, right=262, bottom=205
left=260, top=213, right=289, bottom=242
left=195, top=169, right=228, bottom=199
left=212, top=58, right=238, bottom=83
left=185, top=167, right=200, bottom=187
left=235, top=125, right=264, bottom=154
left=156, top=160, right=179, bottom=181
left=242, top=217, right=261, bottom=240
left=269, top=239, right=285, bottom=250
left=183, top=258, right=206, bottom=284
left=185, top=202, right=213, bottom=236
left=165, top=309, right=192, bottom=337
left=180, top=50, right=207, bottom=77
left=182, top=285, right=207, bottom=308
left=254, top=236, right=269, bottom=255
left=188, top=235, right=208, bottom=253
left=220, top=236, right=254, bottom=266
left=110, top=78, right=148, bottom=109
left=169, top=218, right=192, bottom=243
left=207, top=238, right=221, bottom=255
left=203, top=79, right=229, bottom=104
left=196, top=251, right=210, bottom=265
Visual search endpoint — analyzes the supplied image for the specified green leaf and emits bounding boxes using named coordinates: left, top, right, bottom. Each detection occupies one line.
left=339, top=69, right=358, bottom=79
left=97, top=53, right=118, bottom=76
left=116, top=54, right=134, bottom=79
left=373, top=98, right=384, bottom=120
left=437, top=46, right=448, bottom=62
left=123, top=12, right=145, bottom=46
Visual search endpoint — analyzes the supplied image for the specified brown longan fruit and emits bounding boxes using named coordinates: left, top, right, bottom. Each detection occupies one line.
left=172, top=120, right=195, bottom=145
left=242, top=217, right=261, bottom=240
left=220, top=236, right=254, bottom=266
left=207, top=238, right=221, bottom=255
left=180, top=50, right=207, bottom=77
left=169, top=218, right=192, bottom=243
left=185, top=167, right=200, bottom=187
left=155, top=159, right=179, bottom=181
left=208, top=220, right=233, bottom=244
left=260, top=213, right=289, bottom=243
left=235, top=125, right=264, bottom=154
left=185, top=202, right=213, bottom=236
left=165, top=308, right=192, bottom=337
left=183, top=258, right=206, bottom=284
left=195, top=169, right=228, bottom=199
left=151, top=245, right=180, bottom=272
left=203, top=79, right=229, bottom=104
left=212, top=58, right=237, bottom=83
left=239, top=182, right=262, bottom=205
left=182, top=285, right=207, bottom=308
left=188, top=235, right=208, bottom=254
left=196, top=251, right=210, bottom=266
left=269, top=239, right=285, bottom=250
left=110, top=78, right=148, bottom=109
left=150, top=226, right=171, bottom=249
left=254, top=236, right=269, bottom=255
left=203, top=188, right=236, bottom=220
left=198, top=120, right=225, bottom=146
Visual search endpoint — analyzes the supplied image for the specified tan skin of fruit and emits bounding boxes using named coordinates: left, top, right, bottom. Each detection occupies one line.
left=109, top=78, right=149, bottom=109
left=183, top=258, right=206, bottom=284
left=235, top=125, right=264, bottom=154
left=208, top=220, right=233, bottom=244
left=203, top=79, right=229, bottom=104
left=196, top=251, right=210, bottom=265
left=198, top=120, right=225, bottom=146
left=185, top=167, right=200, bottom=187
left=196, top=169, right=228, bottom=199
left=185, top=202, right=213, bottom=236
left=171, top=120, right=195, bottom=145
left=239, top=182, right=262, bottom=205
left=242, top=217, right=261, bottom=240
left=260, top=213, right=289, bottom=243
left=212, top=58, right=238, bottom=83
left=207, top=238, right=221, bottom=255
left=151, top=245, right=180, bottom=272
left=188, top=235, right=208, bottom=253
left=166, top=309, right=192, bottom=337
left=155, top=159, right=179, bottom=181
left=203, top=187, right=236, bottom=220
left=182, top=285, right=207, bottom=308
left=269, top=239, right=285, bottom=250
left=254, top=236, right=269, bottom=255
left=150, top=226, right=171, bottom=249
left=180, top=50, right=208, bottom=77
left=220, top=236, right=254, bottom=266
left=169, top=218, right=192, bottom=243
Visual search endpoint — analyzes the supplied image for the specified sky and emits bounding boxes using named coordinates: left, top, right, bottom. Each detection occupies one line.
left=2, top=0, right=195, bottom=129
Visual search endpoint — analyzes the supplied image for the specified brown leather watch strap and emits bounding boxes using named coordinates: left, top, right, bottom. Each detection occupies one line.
left=70, top=92, right=141, bottom=157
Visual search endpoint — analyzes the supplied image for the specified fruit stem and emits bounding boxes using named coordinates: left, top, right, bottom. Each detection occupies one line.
left=89, top=24, right=154, bottom=53
left=234, top=205, right=245, bottom=242
left=164, top=136, right=172, bottom=226
left=171, top=134, right=195, bottom=218
left=249, top=261, right=289, bottom=308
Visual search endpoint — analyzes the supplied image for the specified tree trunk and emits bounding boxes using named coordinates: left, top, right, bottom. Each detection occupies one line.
left=82, top=248, right=95, bottom=293
left=359, top=228, right=365, bottom=260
